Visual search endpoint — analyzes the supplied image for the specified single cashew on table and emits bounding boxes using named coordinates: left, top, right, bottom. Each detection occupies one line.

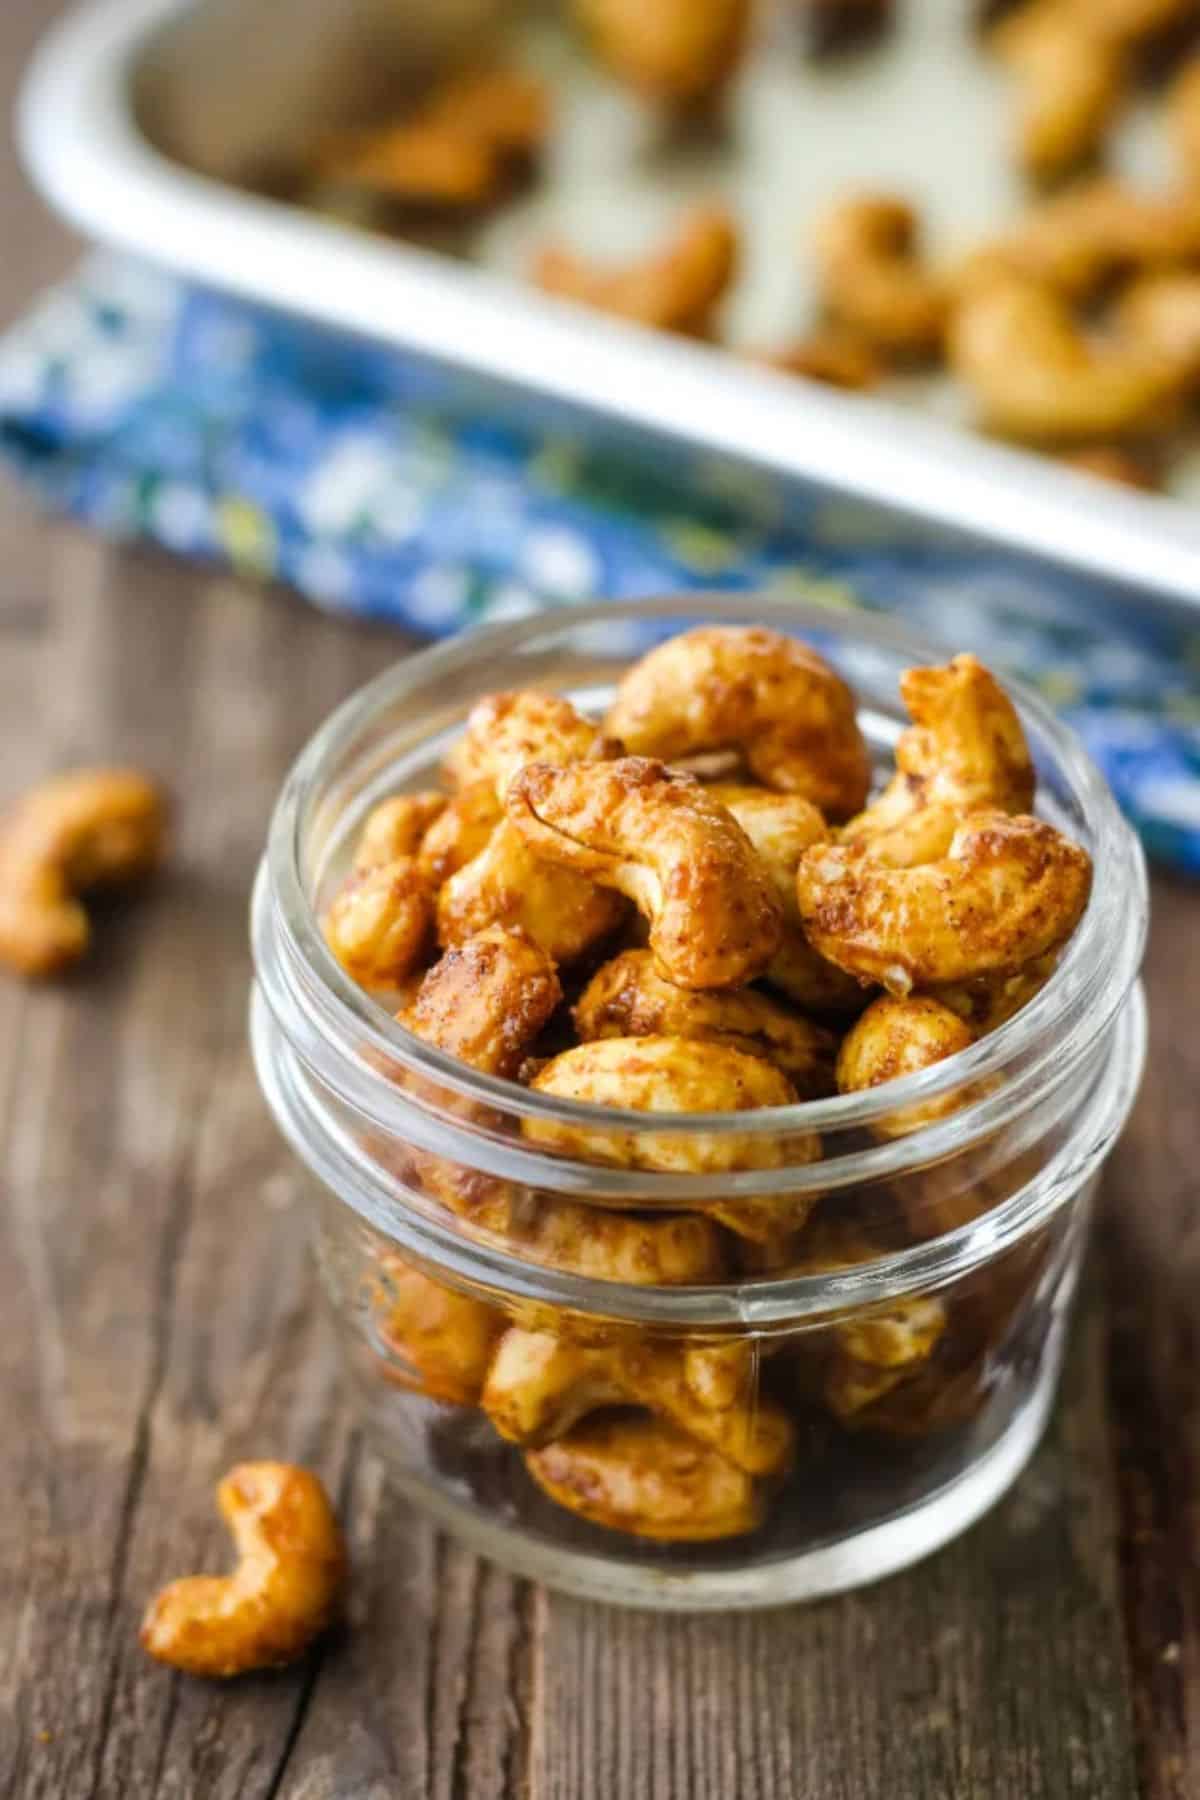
left=308, top=623, right=1093, bottom=1544
left=0, top=767, right=168, bottom=978
left=140, top=1463, right=347, bottom=1677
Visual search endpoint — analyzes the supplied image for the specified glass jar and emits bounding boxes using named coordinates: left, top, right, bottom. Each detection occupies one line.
left=250, top=595, right=1147, bottom=1609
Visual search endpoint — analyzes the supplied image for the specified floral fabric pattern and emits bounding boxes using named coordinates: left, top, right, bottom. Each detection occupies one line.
left=1, top=255, right=1198, bottom=869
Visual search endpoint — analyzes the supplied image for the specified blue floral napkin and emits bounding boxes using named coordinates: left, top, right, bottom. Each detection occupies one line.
left=2, top=255, right=1199, bottom=869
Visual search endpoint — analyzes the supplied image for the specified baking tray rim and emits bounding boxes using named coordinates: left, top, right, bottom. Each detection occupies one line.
left=16, top=0, right=1200, bottom=611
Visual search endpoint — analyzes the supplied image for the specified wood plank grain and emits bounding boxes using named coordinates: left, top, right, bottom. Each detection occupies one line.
left=1103, top=882, right=1200, bottom=1800
left=528, top=1291, right=1140, bottom=1800
left=0, top=542, right=503, bottom=1800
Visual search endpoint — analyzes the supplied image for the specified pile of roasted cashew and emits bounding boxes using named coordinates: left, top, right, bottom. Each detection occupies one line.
left=320, top=625, right=1093, bottom=1546
left=301, top=0, right=1200, bottom=492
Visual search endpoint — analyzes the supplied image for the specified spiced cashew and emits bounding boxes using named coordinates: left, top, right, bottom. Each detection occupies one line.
left=525, top=1035, right=820, bottom=1242
left=948, top=274, right=1182, bottom=442
left=933, top=952, right=1059, bottom=1035
left=140, top=1463, right=346, bottom=1677
left=958, top=179, right=1200, bottom=301
left=836, top=993, right=977, bottom=1135
left=401, top=922, right=563, bottom=1080
left=574, top=948, right=838, bottom=1095
left=688, top=782, right=868, bottom=1014
left=416, top=781, right=504, bottom=889
left=533, top=205, right=739, bottom=338
left=841, top=654, right=1035, bottom=864
left=399, top=930, right=730, bottom=1284
left=572, top=0, right=752, bottom=108
left=0, top=767, right=167, bottom=978
left=482, top=1328, right=794, bottom=1475
left=353, top=791, right=447, bottom=872
left=1114, top=271, right=1200, bottom=383
left=1058, top=445, right=1162, bottom=489
left=506, top=758, right=783, bottom=989
left=605, top=626, right=871, bottom=818
left=374, top=1256, right=505, bottom=1405
left=439, top=693, right=626, bottom=958
left=323, top=858, right=433, bottom=989
left=786, top=1221, right=948, bottom=1422
left=445, top=690, right=618, bottom=799
left=752, top=329, right=883, bottom=389
left=436, top=818, right=628, bottom=963
left=1169, top=55, right=1200, bottom=181
left=316, top=66, right=549, bottom=211
left=526, top=1414, right=764, bottom=1541
left=989, top=2, right=1124, bottom=182
left=795, top=811, right=1092, bottom=994
left=812, top=195, right=947, bottom=357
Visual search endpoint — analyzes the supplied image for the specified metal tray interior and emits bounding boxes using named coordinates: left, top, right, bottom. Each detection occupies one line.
left=18, top=0, right=1200, bottom=610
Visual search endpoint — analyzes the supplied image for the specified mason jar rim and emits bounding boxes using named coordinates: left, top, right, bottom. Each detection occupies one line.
left=259, top=593, right=1147, bottom=1151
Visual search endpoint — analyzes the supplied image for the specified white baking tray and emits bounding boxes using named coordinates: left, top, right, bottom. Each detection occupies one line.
left=17, top=0, right=1200, bottom=611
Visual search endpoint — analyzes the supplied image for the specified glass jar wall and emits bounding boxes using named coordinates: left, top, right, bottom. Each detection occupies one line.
left=250, top=596, right=1146, bottom=1608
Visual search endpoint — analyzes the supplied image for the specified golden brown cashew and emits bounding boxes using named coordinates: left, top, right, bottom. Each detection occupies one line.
left=1080, top=0, right=1200, bottom=44
left=1058, top=444, right=1162, bottom=489
left=606, top=626, right=870, bottom=819
left=706, top=781, right=869, bottom=1010
left=959, top=179, right=1200, bottom=301
left=0, top=767, right=167, bottom=978
left=796, top=810, right=1092, bottom=994
left=836, top=993, right=977, bottom=1135
left=842, top=654, right=1035, bottom=864
left=989, top=2, right=1124, bottom=182
left=438, top=693, right=627, bottom=958
left=526, top=1413, right=764, bottom=1541
left=374, top=1256, right=505, bottom=1405
left=932, top=951, right=1058, bottom=1034
left=401, top=923, right=563, bottom=1080
left=786, top=1221, right=948, bottom=1421
left=573, top=0, right=752, bottom=108
left=353, top=791, right=447, bottom=872
left=323, top=858, right=433, bottom=989
left=1169, top=55, right=1200, bottom=180
left=140, top=1463, right=346, bottom=1677
left=416, top=781, right=504, bottom=889
left=399, top=930, right=730, bottom=1284
left=482, top=1328, right=795, bottom=1474
left=751, top=329, right=883, bottom=389
left=533, top=206, right=739, bottom=338
left=948, top=275, right=1182, bottom=442
left=316, top=66, right=549, bottom=210
left=1114, top=271, right=1200, bottom=383
left=574, top=947, right=838, bottom=1094
left=445, top=690, right=618, bottom=799
left=812, top=195, right=948, bottom=358
left=525, top=1035, right=820, bottom=1242
left=507, top=757, right=783, bottom=989
left=436, top=819, right=628, bottom=964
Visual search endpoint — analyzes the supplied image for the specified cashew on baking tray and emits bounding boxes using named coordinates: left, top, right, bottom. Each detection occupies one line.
left=533, top=205, right=740, bottom=337
left=948, top=274, right=1184, bottom=443
left=812, top=194, right=947, bottom=357
left=571, top=0, right=752, bottom=109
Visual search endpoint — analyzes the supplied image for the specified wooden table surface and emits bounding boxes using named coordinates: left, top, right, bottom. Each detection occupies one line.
left=0, top=5, right=1197, bottom=1796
